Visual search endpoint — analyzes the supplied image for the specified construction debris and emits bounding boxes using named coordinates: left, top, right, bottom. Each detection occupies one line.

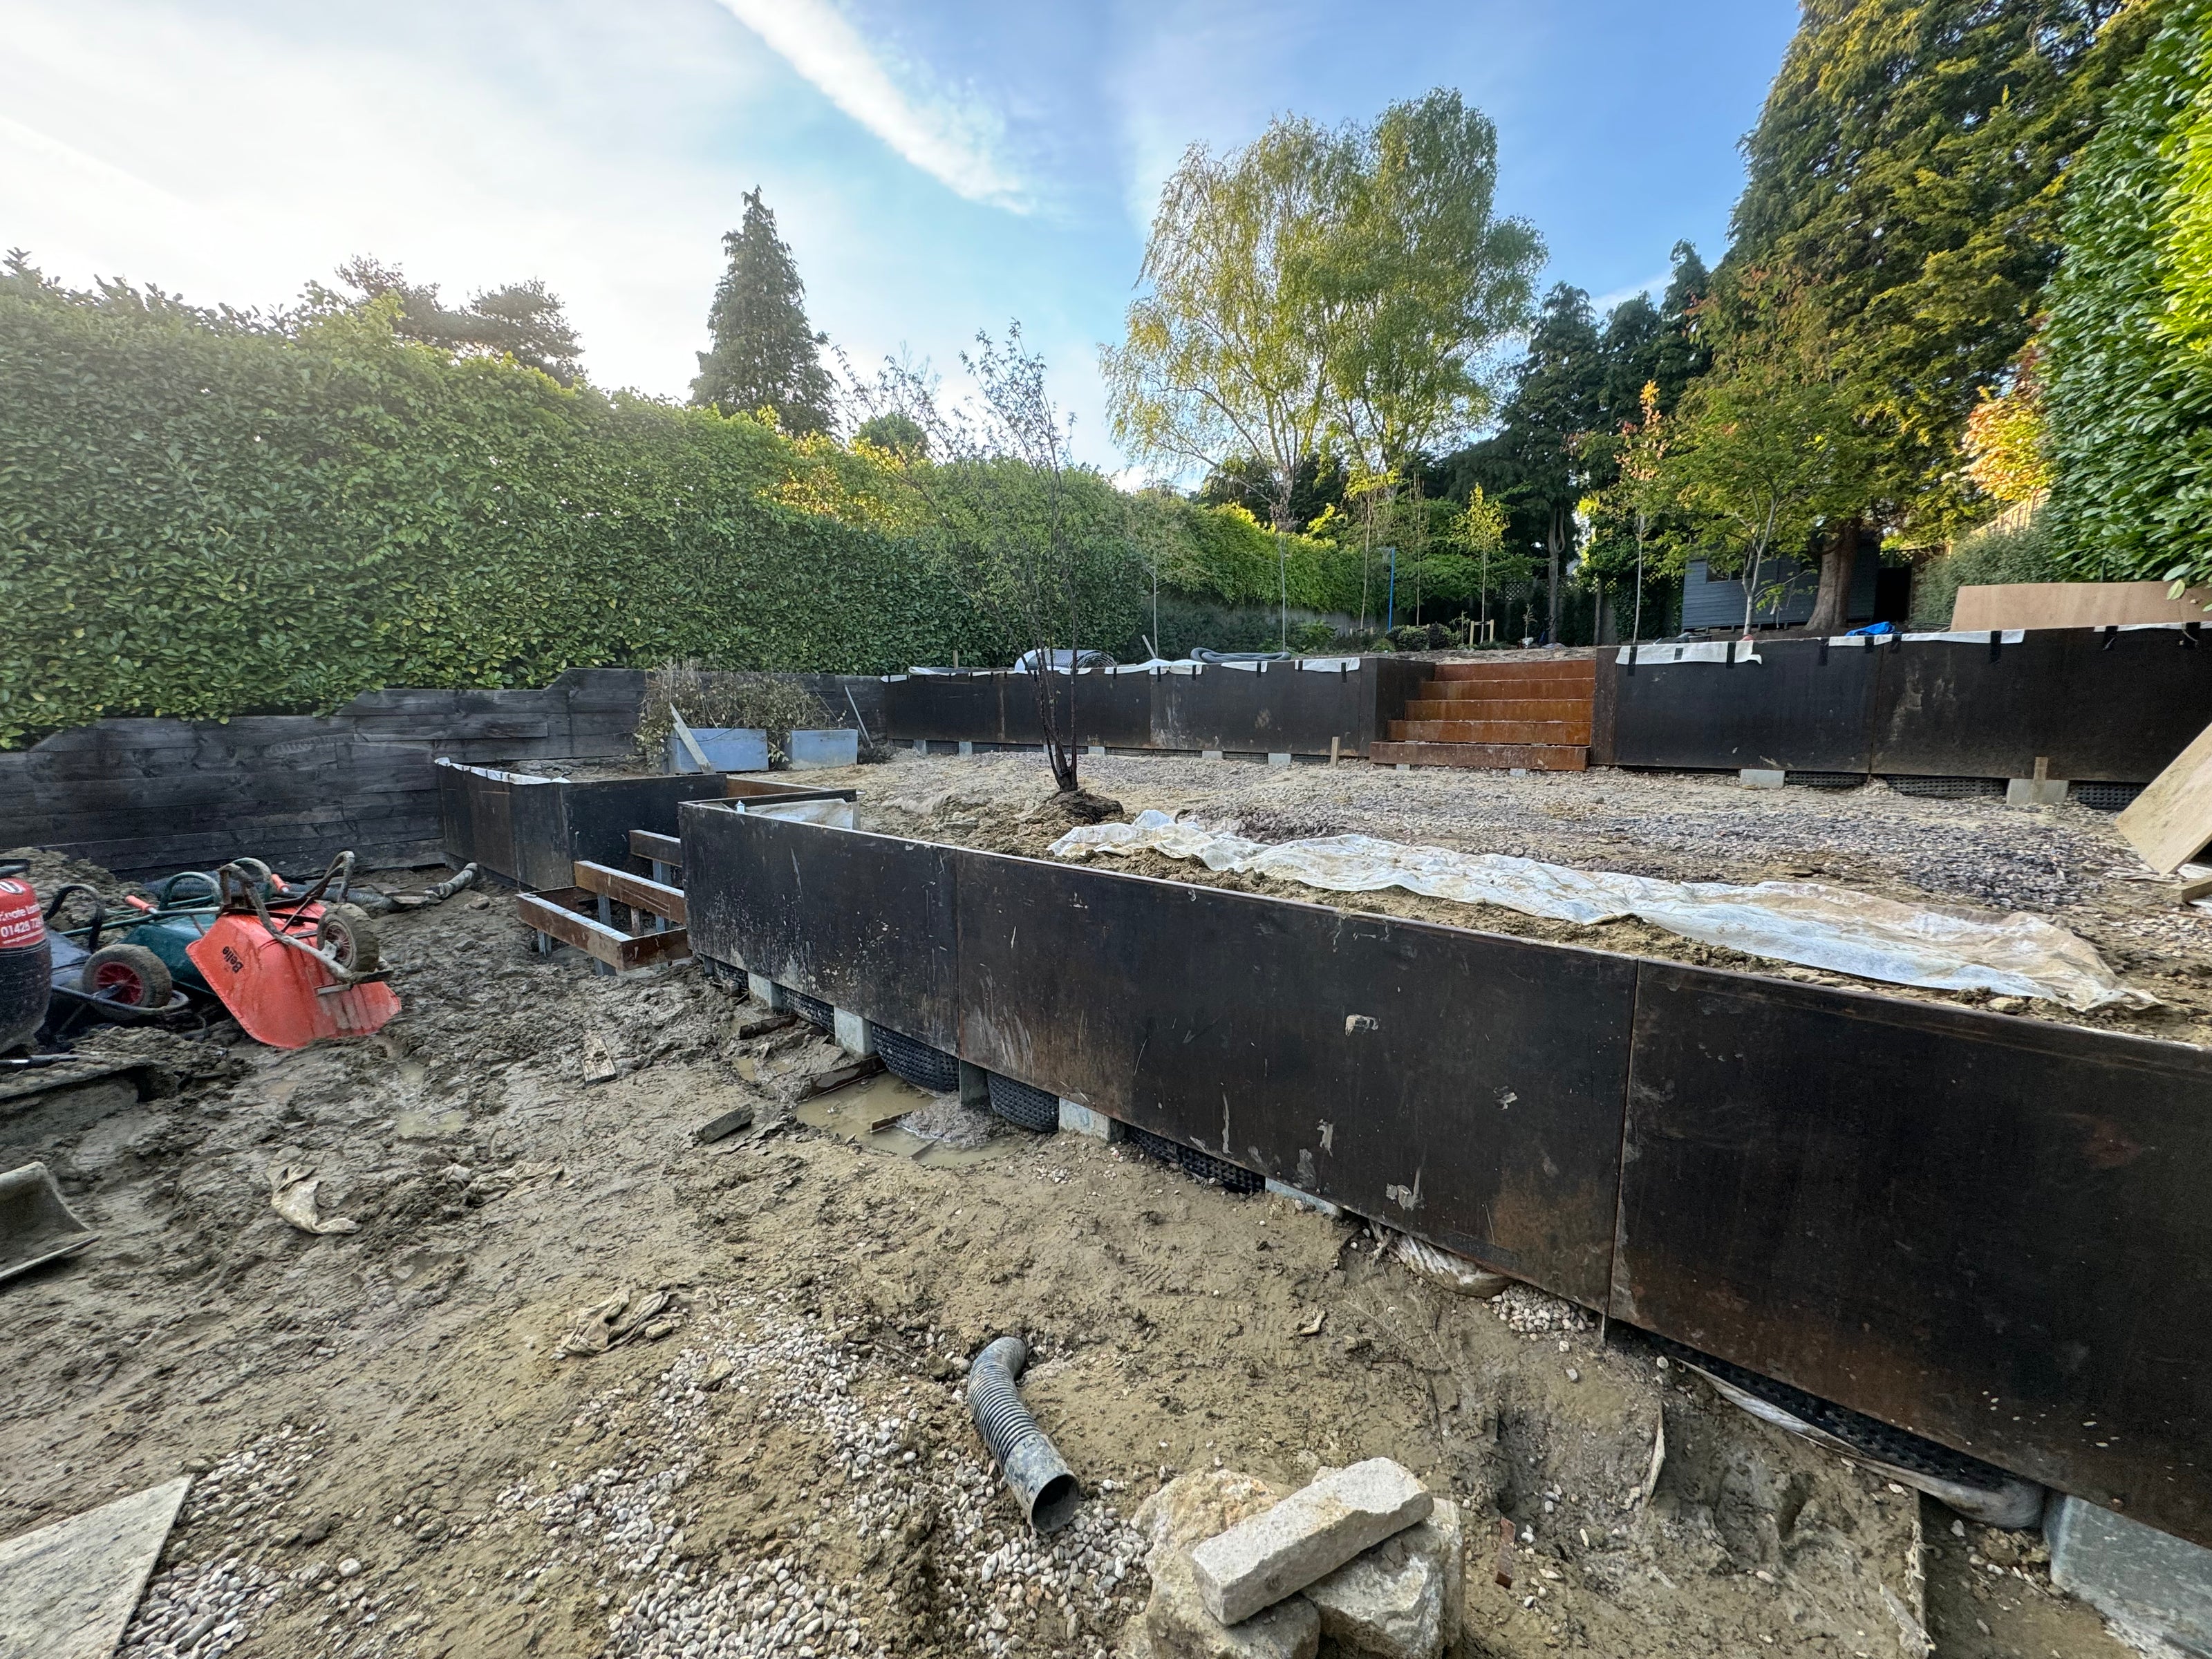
left=265, top=1163, right=358, bottom=1237
left=0, top=1476, right=189, bottom=1659
left=1192, top=1459, right=1432, bottom=1626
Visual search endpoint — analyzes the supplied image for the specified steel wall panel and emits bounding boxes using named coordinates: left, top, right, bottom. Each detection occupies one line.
left=883, top=675, right=1008, bottom=744
left=1153, top=665, right=1365, bottom=754
left=679, top=805, right=958, bottom=1050
left=1869, top=629, right=2212, bottom=782
left=561, top=777, right=727, bottom=874
left=1613, top=963, right=2212, bottom=1546
left=1612, top=639, right=1880, bottom=772
left=955, top=850, right=1634, bottom=1305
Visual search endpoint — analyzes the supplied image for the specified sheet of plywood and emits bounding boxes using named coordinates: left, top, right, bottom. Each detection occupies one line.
left=0, top=1477, right=189, bottom=1659
left=2117, top=717, right=2212, bottom=872
left=1952, top=581, right=2212, bottom=630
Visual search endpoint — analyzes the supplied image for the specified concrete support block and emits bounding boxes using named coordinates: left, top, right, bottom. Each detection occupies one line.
left=1264, top=1178, right=1341, bottom=1219
left=1509, top=767, right=1528, bottom=778
left=958, top=1060, right=991, bottom=1109
left=957, top=740, right=975, bottom=757
left=1088, top=744, right=1107, bottom=758
left=1395, top=764, right=1412, bottom=773
left=1202, top=749, right=1226, bottom=761
left=747, top=974, right=787, bottom=1010
left=1267, top=752, right=1293, bottom=768
left=1058, top=1098, right=1123, bottom=1141
left=2049, top=1496, right=2212, bottom=1655
left=1191, top=1459, right=1432, bottom=1626
left=1740, top=768, right=1787, bottom=789
left=832, top=1008, right=875, bottom=1058
left=912, top=739, right=930, bottom=755
left=2007, top=776, right=2068, bottom=807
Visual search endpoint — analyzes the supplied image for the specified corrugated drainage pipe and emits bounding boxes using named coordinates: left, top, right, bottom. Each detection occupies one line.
left=966, top=1337, right=1080, bottom=1534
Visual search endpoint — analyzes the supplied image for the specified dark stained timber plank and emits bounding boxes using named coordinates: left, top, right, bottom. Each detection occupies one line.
left=1613, top=962, right=2212, bottom=1546
left=679, top=805, right=959, bottom=1051
left=572, top=860, right=687, bottom=924
left=516, top=890, right=689, bottom=969
left=955, top=849, right=1635, bottom=1306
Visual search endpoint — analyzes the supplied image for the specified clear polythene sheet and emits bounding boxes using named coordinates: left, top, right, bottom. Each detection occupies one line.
left=1049, top=811, right=2153, bottom=1011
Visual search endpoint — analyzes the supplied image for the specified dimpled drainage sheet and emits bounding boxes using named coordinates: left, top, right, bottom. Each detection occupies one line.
left=1785, top=771, right=1866, bottom=790
left=1647, top=1333, right=2019, bottom=1493
left=789, top=991, right=834, bottom=1030
left=1885, top=774, right=2005, bottom=800
left=2070, top=781, right=2146, bottom=812
left=985, top=1073, right=1060, bottom=1132
left=1125, top=1123, right=1263, bottom=1194
left=869, top=1024, right=962, bottom=1094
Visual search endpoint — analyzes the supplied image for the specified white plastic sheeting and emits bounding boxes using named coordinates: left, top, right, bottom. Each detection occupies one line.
left=1048, top=810, right=2152, bottom=1011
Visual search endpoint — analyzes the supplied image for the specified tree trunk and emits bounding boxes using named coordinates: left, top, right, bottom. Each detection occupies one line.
left=1546, top=509, right=1565, bottom=644
left=1805, top=518, right=1861, bottom=636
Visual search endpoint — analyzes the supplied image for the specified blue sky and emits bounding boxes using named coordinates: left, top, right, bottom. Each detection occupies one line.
left=1, top=0, right=1797, bottom=469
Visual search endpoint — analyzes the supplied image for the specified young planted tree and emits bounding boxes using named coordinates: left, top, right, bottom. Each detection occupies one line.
left=859, top=327, right=1126, bottom=796
left=1665, top=341, right=1871, bottom=637
left=692, top=188, right=836, bottom=435
left=1104, top=117, right=1342, bottom=646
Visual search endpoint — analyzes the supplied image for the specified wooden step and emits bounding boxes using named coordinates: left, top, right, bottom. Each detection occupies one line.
left=1371, top=740, right=1587, bottom=771
left=1430, top=659, right=1597, bottom=684
left=1405, top=697, right=1593, bottom=723
left=1391, top=718, right=1592, bottom=745
left=518, top=888, right=691, bottom=970
left=574, top=859, right=687, bottom=925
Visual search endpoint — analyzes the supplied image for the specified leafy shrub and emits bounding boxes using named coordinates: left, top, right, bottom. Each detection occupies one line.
left=1908, top=512, right=2061, bottom=628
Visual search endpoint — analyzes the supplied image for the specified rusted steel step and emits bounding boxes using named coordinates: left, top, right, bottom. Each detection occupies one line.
left=1369, top=740, right=1588, bottom=771
left=574, top=859, right=688, bottom=925
left=1405, top=697, right=1594, bottom=723
left=1430, top=659, right=1597, bottom=684
left=518, top=888, right=691, bottom=970
left=1390, top=718, right=1592, bottom=745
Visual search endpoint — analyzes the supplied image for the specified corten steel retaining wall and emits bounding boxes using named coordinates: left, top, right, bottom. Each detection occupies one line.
left=1601, top=627, right=2212, bottom=780
left=679, top=803, right=2212, bottom=1550
left=0, top=670, right=646, bottom=880
left=881, top=659, right=1429, bottom=756
left=435, top=761, right=733, bottom=891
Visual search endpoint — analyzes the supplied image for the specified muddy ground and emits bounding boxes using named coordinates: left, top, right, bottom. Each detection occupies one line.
left=0, top=750, right=2164, bottom=1659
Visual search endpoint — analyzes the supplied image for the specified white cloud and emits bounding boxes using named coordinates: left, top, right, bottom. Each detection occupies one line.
left=1591, top=271, right=1673, bottom=313
left=711, top=0, right=1027, bottom=210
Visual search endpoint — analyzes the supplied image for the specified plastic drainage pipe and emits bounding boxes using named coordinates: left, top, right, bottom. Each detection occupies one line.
left=966, top=1336, right=1080, bottom=1534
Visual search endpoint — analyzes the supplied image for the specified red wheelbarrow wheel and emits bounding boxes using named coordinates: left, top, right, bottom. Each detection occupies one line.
left=80, top=943, right=174, bottom=1008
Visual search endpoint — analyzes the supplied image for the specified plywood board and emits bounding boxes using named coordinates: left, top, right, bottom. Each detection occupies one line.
left=1953, top=581, right=2212, bottom=630
left=2117, top=716, right=2212, bottom=873
left=0, top=1477, right=189, bottom=1659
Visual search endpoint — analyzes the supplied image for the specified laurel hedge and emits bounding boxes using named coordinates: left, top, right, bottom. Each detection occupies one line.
left=0, top=270, right=1376, bottom=746
left=2043, top=0, right=2212, bottom=585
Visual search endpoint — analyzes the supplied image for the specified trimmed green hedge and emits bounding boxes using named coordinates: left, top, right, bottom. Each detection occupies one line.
left=0, top=272, right=1385, bottom=747
left=2044, top=0, right=2212, bottom=584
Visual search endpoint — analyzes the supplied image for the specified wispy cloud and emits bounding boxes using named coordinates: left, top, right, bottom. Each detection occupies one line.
left=712, top=0, right=1027, bottom=210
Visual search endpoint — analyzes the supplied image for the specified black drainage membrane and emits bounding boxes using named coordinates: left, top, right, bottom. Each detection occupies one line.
left=789, top=991, right=834, bottom=1030
left=986, top=1074, right=1060, bottom=1132
left=1647, top=1333, right=2020, bottom=1494
left=1127, top=1123, right=1263, bottom=1194
left=870, top=1023, right=962, bottom=1093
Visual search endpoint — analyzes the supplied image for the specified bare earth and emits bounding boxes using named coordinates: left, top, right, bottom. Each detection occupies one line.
left=0, top=748, right=2168, bottom=1658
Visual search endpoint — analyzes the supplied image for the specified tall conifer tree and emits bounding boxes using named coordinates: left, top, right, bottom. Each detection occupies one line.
left=691, top=189, right=835, bottom=435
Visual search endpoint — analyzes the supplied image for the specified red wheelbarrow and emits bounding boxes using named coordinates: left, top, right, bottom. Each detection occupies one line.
left=185, top=853, right=400, bottom=1049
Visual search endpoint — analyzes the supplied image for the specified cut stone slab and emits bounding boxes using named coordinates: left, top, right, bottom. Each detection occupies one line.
left=1127, top=1472, right=1316, bottom=1659
left=1302, top=1496, right=1463, bottom=1659
left=0, top=1476, right=189, bottom=1659
left=1191, top=1457, right=1432, bottom=1626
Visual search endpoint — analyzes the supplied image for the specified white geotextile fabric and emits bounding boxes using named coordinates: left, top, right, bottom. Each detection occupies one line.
left=1048, top=810, right=2151, bottom=1011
